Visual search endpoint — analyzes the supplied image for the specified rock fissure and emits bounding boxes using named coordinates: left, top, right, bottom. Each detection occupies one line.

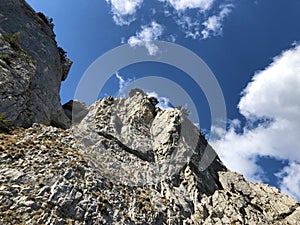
left=97, top=131, right=155, bottom=162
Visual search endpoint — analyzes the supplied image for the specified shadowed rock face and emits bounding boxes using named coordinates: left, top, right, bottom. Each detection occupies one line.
left=0, top=0, right=72, bottom=128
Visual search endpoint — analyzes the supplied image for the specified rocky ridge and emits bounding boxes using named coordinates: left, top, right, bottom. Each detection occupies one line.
left=1, top=91, right=300, bottom=224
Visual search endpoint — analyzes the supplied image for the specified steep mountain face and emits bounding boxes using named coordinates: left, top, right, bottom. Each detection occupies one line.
left=0, top=0, right=72, bottom=128
left=1, top=91, right=300, bottom=224
left=1, top=1, right=300, bottom=224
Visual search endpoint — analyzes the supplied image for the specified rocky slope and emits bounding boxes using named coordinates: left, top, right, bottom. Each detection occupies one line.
left=0, top=0, right=72, bottom=128
left=1, top=91, right=300, bottom=224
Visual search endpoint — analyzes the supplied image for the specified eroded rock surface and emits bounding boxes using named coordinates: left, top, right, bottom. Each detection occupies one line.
left=1, top=92, right=299, bottom=224
left=0, top=0, right=72, bottom=128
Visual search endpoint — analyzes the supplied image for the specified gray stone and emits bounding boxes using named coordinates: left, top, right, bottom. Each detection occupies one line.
left=0, top=0, right=72, bottom=128
left=0, top=107, right=299, bottom=224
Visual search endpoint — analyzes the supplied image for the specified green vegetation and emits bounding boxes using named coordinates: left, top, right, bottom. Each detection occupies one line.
left=0, top=55, right=11, bottom=66
left=2, top=33, right=22, bottom=52
left=2, top=33, right=33, bottom=65
left=36, top=12, right=68, bottom=64
left=37, top=12, right=54, bottom=29
left=57, top=46, right=67, bottom=63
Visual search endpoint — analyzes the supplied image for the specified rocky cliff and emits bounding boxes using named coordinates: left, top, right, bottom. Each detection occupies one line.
left=1, top=1, right=300, bottom=225
left=0, top=0, right=72, bottom=128
left=1, top=90, right=300, bottom=224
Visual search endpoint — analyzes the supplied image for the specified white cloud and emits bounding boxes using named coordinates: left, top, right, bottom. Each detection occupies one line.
left=146, top=91, right=172, bottom=109
left=210, top=44, right=300, bottom=200
left=238, top=46, right=300, bottom=120
left=173, top=4, right=233, bottom=40
left=106, top=0, right=143, bottom=25
left=276, top=162, right=300, bottom=201
left=105, top=0, right=235, bottom=40
left=175, top=15, right=201, bottom=39
left=166, top=34, right=177, bottom=42
left=201, top=4, right=233, bottom=39
left=162, top=0, right=214, bottom=11
left=128, top=21, right=163, bottom=55
left=115, top=72, right=132, bottom=95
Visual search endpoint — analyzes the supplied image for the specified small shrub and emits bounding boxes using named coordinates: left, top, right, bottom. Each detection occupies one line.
left=37, top=12, right=54, bottom=29
left=57, top=46, right=67, bottom=63
left=3, top=33, right=22, bottom=52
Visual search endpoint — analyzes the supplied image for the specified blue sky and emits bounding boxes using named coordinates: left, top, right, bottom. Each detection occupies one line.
left=26, top=0, right=300, bottom=201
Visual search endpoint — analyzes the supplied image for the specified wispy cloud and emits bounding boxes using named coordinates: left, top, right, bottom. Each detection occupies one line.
left=128, top=21, right=163, bottom=55
left=115, top=72, right=132, bottom=95
left=201, top=4, right=233, bottom=39
left=175, top=15, right=201, bottom=39
left=161, top=0, right=214, bottom=11
left=210, top=44, right=300, bottom=200
left=106, top=0, right=143, bottom=25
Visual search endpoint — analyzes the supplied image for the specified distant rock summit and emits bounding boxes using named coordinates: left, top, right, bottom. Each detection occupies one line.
left=0, top=1, right=300, bottom=225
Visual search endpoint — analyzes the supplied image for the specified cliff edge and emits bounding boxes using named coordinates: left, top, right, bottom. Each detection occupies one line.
left=0, top=0, right=72, bottom=128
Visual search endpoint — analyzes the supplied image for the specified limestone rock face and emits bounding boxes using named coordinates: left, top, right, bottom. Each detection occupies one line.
left=1, top=92, right=299, bottom=224
left=0, top=0, right=72, bottom=128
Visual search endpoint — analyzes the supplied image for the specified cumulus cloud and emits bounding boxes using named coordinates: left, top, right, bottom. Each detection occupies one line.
left=161, top=0, right=214, bottom=11
left=210, top=44, right=300, bottom=199
left=105, top=0, right=235, bottom=40
left=201, top=4, right=233, bottom=39
left=106, top=0, right=143, bottom=25
left=128, top=21, right=163, bottom=55
left=275, top=162, right=300, bottom=201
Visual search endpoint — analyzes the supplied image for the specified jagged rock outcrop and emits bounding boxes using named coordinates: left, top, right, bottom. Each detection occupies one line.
left=0, top=0, right=72, bottom=128
left=1, top=91, right=299, bottom=224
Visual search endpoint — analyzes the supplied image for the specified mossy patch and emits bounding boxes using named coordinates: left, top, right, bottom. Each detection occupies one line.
left=0, top=55, right=12, bottom=66
left=2, top=33, right=35, bottom=65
